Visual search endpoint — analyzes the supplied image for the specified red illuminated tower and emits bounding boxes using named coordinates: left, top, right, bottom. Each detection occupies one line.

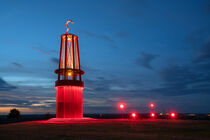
left=55, top=20, right=84, bottom=118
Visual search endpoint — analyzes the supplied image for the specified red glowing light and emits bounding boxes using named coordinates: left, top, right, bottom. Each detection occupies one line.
left=150, top=112, right=155, bottom=118
left=170, top=112, right=176, bottom=118
left=56, top=86, right=84, bottom=118
left=131, top=113, right=136, bottom=118
left=150, top=103, right=155, bottom=108
left=119, top=104, right=125, bottom=109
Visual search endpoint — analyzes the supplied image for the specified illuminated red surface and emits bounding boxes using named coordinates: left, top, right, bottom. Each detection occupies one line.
left=56, top=86, right=83, bottom=118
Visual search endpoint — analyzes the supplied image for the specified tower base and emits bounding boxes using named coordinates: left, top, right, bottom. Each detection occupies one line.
left=56, top=86, right=83, bottom=118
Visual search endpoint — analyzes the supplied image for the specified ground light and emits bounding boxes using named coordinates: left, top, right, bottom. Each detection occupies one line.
left=150, top=112, right=155, bottom=118
left=170, top=112, right=176, bottom=118
left=118, top=103, right=125, bottom=119
left=131, top=112, right=137, bottom=119
left=119, top=104, right=125, bottom=109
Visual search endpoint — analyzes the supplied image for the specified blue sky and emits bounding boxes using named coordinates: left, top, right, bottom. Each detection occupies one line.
left=0, top=0, right=210, bottom=114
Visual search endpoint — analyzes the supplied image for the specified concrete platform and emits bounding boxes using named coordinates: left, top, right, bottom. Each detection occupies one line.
left=46, top=117, right=97, bottom=123
left=35, top=118, right=131, bottom=124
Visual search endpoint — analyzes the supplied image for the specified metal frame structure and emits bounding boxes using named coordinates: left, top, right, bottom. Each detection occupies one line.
left=55, top=20, right=84, bottom=118
left=55, top=33, right=84, bottom=86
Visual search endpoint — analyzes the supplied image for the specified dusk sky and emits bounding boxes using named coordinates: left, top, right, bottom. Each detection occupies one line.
left=0, top=0, right=210, bottom=114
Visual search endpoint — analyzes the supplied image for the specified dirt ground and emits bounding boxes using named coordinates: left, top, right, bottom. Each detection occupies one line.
left=0, top=119, right=209, bottom=140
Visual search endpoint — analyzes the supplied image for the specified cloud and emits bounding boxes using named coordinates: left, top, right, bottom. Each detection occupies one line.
left=0, top=99, right=27, bottom=105
left=115, top=0, right=146, bottom=17
left=204, top=1, right=210, bottom=14
left=151, top=63, right=210, bottom=96
left=149, top=29, right=210, bottom=96
left=194, top=40, right=210, bottom=63
left=115, top=31, right=128, bottom=38
left=81, top=30, right=210, bottom=100
left=30, top=46, right=50, bottom=55
left=29, top=43, right=58, bottom=55
left=1, top=40, right=17, bottom=46
left=51, top=57, right=59, bottom=65
left=11, top=62, right=23, bottom=68
left=0, top=85, right=56, bottom=114
left=0, top=77, right=17, bottom=91
left=184, top=29, right=210, bottom=63
left=131, top=30, right=210, bottom=97
left=79, top=30, right=117, bottom=48
left=136, top=52, right=158, bottom=70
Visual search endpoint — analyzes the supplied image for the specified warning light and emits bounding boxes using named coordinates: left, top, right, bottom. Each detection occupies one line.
left=119, top=104, right=125, bottom=109
left=118, top=103, right=126, bottom=119
left=131, top=112, right=136, bottom=118
left=149, top=103, right=155, bottom=108
left=170, top=112, right=176, bottom=118
left=150, top=112, right=155, bottom=118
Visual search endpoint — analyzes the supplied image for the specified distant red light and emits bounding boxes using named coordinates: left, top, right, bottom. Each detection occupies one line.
left=150, top=112, right=155, bottom=118
left=150, top=103, right=155, bottom=108
left=170, top=112, right=176, bottom=118
left=131, top=113, right=136, bottom=118
left=119, top=104, right=125, bottom=109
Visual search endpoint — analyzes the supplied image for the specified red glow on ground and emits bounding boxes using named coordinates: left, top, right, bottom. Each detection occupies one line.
left=56, top=86, right=83, bottom=118
left=149, top=103, right=155, bottom=108
left=28, top=118, right=142, bottom=124
left=150, top=112, right=155, bottom=118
